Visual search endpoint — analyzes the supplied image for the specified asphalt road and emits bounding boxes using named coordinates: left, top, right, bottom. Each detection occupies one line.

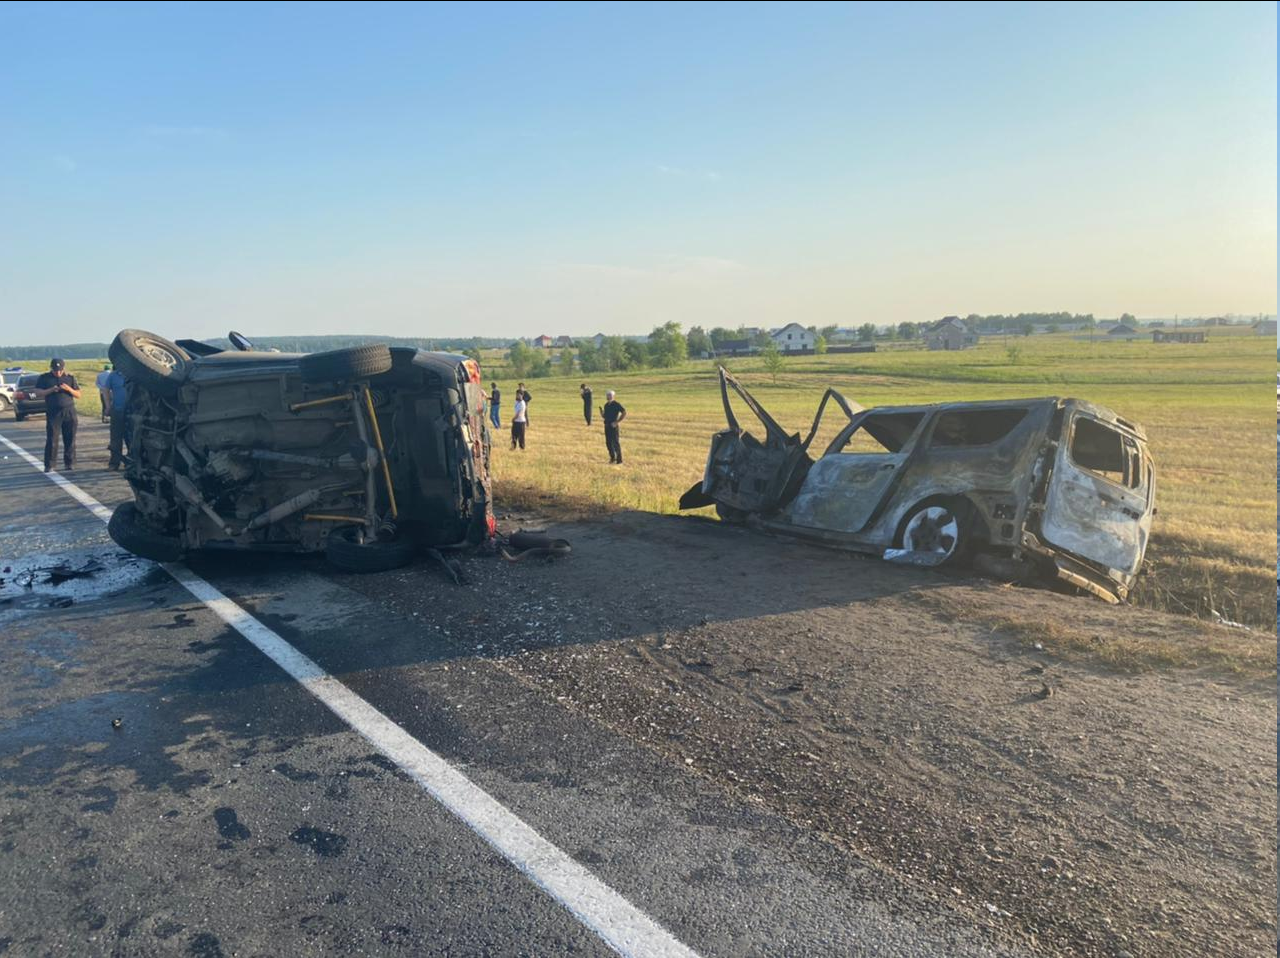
left=0, top=418, right=1017, bottom=958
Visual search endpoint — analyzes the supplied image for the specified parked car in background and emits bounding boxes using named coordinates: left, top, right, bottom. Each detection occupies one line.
left=0, top=366, right=27, bottom=416
left=680, top=367, right=1155, bottom=603
left=12, top=373, right=46, bottom=422
left=105, top=328, right=495, bottom=572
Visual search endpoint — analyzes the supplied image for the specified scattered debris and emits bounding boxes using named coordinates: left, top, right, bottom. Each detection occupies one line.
left=111, top=718, right=123, bottom=729
left=500, top=530, right=572, bottom=563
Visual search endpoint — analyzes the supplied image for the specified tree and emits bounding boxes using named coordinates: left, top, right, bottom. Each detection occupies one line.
left=750, top=328, right=773, bottom=349
left=603, top=336, right=628, bottom=371
left=558, top=348, right=575, bottom=375
left=1021, top=322, right=1034, bottom=337
left=760, top=340, right=785, bottom=382
left=857, top=323, right=876, bottom=342
left=465, top=346, right=483, bottom=363
left=709, top=327, right=734, bottom=346
left=897, top=321, right=916, bottom=340
left=647, top=321, right=687, bottom=368
left=813, top=333, right=828, bottom=355
left=686, top=325, right=712, bottom=358
left=819, top=324, right=839, bottom=342
left=1119, top=312, right=1136, bottom=325
left=622, top=340, right=648, bottom=370
left=507, top=340, right=534, bottom=377
left=576, top=340, right=602, bottom=373
left=528, top=351, right=552, bottom=378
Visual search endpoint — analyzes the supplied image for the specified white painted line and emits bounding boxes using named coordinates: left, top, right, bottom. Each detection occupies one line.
left=0, top=430, right=701, bottom=958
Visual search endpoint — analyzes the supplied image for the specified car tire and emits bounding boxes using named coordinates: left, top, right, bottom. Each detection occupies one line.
left=299, top=345, right=393, bottom=384
left=0, top=395, right=9, bottom=414
left=324, top=526, right=416, bottom=573
left=897, top=499, right=975, bottom=566
left=109, top=329, right=191, bottom=397
left=108, top=502, right=184, bottom=563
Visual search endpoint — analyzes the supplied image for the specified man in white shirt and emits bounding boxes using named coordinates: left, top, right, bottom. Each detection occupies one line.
left=511, top=392, right=527, bottom=450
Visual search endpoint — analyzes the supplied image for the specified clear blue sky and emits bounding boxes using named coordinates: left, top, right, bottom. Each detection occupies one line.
left=0, top=1, right=1274, bottom=343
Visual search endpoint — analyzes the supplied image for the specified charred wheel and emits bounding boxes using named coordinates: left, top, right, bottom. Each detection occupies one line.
left=107, top=502, right=183, bottom=563
left=324, top=526, right=416, bottom=573
left=899, top=499, right=974, bottom=566
left=299, top=345, right=393, bottom=384
left=109, top=329, right=191, bottom=397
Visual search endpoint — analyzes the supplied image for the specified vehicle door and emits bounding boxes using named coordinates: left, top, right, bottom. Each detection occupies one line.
left=784, top=410, right=925, bottom=534
left=679, top=367, right=860, bottom=515
left=1040, top=412, right=1151, bottom=574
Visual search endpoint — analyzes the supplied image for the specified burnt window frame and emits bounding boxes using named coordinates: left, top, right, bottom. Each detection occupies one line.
left=1066, top=415, right=1143, bottom=490
left=925, top=406, right=1032, bottom=449
left=824, top=409, right=926, bottom=457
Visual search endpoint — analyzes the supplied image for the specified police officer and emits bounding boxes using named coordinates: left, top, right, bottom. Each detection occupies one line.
left=31, top=358, right=81, bottom=472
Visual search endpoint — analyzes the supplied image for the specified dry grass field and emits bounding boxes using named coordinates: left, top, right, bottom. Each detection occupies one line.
left=482, top=329, right=1277, bottom=632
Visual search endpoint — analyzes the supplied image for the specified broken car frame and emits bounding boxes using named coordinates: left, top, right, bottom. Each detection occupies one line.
left=106, top=328, right=495, bottom=573
left=680, top=367, right=1155, bottom=602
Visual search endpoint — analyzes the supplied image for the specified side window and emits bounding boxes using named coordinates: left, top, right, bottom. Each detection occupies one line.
left=1069, top=417, right=1127, bottom=485
left=929, top=408, right=1028, bottom=447
left=833, top=412, right=923, bottom=454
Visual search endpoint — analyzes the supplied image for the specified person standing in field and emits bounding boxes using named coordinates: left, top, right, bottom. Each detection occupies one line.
left=31, top=358, right=81, bottom=472
left=517, top=382, right=530, bottom=428
left=488, top=382, right=501, bottom=428
left=602, top=389, right=626, bottom=464
left=511, top=391, right=527, bottom=450
left=580, top=383, right=593, bottom=425
left=95, top=364, right=112, bottom=424
left=105, top=365, right=131, bottom=470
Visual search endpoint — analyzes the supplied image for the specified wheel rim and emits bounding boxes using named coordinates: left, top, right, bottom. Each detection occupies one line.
left=135, top=337, right=180, bottom=371
left=903, top=506, right=960, bottom=558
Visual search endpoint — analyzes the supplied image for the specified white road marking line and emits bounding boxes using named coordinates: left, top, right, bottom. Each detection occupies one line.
left=0, top=430, right=700, bottom=958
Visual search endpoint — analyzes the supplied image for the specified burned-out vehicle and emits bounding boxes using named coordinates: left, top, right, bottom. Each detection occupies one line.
left=680, top=368, right=1154, bottom=602
left=106, top=328, right=494, bottom=571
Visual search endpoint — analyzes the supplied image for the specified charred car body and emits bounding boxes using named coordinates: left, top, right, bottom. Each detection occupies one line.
left=680, top=368, right=1154, bottom=602
left=106, top=328, right=494, bottom=572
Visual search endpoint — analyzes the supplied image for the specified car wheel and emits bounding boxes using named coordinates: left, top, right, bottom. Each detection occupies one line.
left=0, top=395, right=9, bottom=414
left=324, top=526, right=416, bottom=573
left=107, top=502, right=184, bottom=562
left=109, top=329, right=191, bottom=397
left=299, top=345, right=393, bottom=384
left=899, top=500, right=973, bottom=566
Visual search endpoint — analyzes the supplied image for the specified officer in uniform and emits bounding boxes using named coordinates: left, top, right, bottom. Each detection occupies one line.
left=31, top=358, right=81, bottom=472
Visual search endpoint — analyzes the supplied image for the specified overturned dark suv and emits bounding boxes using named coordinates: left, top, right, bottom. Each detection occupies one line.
left=106, top=328, right=494, bottom=571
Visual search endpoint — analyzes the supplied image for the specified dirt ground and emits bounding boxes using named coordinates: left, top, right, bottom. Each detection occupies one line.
left=344, top=509, right=1276, bottom=958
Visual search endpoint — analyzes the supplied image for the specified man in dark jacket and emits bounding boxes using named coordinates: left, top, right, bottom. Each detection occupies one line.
left=31, top=358, right=81, bottom=472
left=602, top=389, right=626, bottom=464
left=580, top=383, right=593, bottom=425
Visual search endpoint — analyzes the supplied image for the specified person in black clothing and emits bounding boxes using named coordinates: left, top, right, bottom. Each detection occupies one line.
left=601, top=390, right=626, bottom=464
left=31, top=358, right=81, bottom=472
left=580, top=383, right=592, bottom=425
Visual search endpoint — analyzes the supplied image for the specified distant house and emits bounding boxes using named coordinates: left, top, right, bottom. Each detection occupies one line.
left=1152, top=329, right=1206, bottom=344
left=590, top=332, right=608, bottom=348
left=1107, top=323, right=1140, bottom=338
left=771, top=322, right=816, bottom=352
left=554, top=335, right=574, bottom=348
left=531, top=334, right=554, bottom=349
left=714, top=339, right=755, bottom=356
left=1253, top=319, right=1277, bottom=336
left=924, top=316, right=978, bottom=351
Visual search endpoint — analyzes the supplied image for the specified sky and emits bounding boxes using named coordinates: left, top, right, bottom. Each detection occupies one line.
left=0, top=1, right=1275, bottom=344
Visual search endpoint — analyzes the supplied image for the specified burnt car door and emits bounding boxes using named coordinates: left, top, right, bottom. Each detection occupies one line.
left=1040, top=411, right=1152, bottom=575
left=783, top=409, right=925, bottom=534
left=679, top=367, right=859, bottom=516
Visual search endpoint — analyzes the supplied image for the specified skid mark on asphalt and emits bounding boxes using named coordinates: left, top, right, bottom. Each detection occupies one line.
left=0, top=430, right=701, bottom=958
